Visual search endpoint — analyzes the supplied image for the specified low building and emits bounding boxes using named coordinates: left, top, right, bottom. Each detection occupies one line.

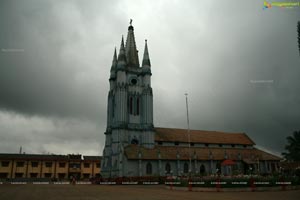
left=123, top=128, right=281, bottom=177
left=0, top=153, right=101, bottom=180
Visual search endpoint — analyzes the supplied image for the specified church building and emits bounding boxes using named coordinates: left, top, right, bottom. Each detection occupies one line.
left=100, top=22, right=281, bottom=178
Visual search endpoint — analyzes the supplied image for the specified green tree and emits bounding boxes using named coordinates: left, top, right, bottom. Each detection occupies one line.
left=282, top=131, right=300, bottom=161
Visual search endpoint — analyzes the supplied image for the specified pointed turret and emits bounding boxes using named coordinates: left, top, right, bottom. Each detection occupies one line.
left=142, top=39, right=151, bottom=67
left=125, top=19, right=140, bottom=68
left=117, top=36, right=127, bottom=69
left=111, top=47, right=117, bottom=71
left=109, top=48, right=117, bottom=80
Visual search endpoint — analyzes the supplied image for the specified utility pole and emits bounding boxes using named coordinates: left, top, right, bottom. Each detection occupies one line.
left=185, top=93, right=192, bottom=176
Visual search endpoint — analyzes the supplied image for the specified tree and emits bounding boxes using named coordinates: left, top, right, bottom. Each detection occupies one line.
left=282, top=131, right=300, bottom=161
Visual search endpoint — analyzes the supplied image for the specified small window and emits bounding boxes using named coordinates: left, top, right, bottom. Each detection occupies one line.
left=15, top=173, right=23, bottom=178
left=158, top=141, right=163, bottom=145
left=58, top=173, right=65, bottom=179
left=44, top=173, right=52, bottom=178
left=30, top=173, right=38, bottom=178
left=190, top=143, right=194, bottom=146
left=131, top=137, right=139, bottom=145
left=205, top=144, right=209, bottom=147
left=231, top=144, right=235, bottom=148
left=129, top=97, right=133, bottom=114
left=131, top=78, right=137, bottom=85
left=219, top=144, right=223, bottom=147
left=96, top=163, right=100, bottom=168
left=0, top=173, right=8, bottom=178
left=16, top=162, right=24, bottom=167
left=84, top=163, right=90, bottom=168
left=83, top=173, right=90, bottom=179
left=1, top=161, right=9, bottom=167
left=136, top=97, right=140, bottom=115
left=59, top=162, right=66, bottom=168
left=243, top=145, right=247, bottom=148
left=175, top=141, right=179, bottom=146
left=70, top=163, right=80, bottom=169
left=31, top=162, right=38, bottom=167
left=45, top=162, right=52, bottom=167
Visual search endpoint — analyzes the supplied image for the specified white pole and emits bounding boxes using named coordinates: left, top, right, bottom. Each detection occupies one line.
left=185, top=93, right=192, bottom=176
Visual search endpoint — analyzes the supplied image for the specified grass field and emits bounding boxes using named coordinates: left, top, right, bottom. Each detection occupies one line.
left=0, top=184, right=299, bottom=200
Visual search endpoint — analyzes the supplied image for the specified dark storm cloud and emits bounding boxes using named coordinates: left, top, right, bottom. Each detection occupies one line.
left=0, top=111, right=103, bottom=155
left=0, top=0, right=123, bottom=154
left=0, top=0, right=299, bottom=155
left=151, top=0, right=300, bottom=154
left=0, top=0, right=122, bottom=119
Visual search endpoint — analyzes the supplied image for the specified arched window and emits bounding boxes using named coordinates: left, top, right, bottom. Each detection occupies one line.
left=184, top=163, right=189, bottom=173
left=131, top=136, right=139, bottom=145
left=165, top=163, right=171, bottom=174
left=136, top=97, right=140, bottom=115
left=200, top=164, right=206, bottom=174
left=216, top=162, right=221, bottom=174
left=146, top=162, right=152, bottom=175
left=129, top=97, right=133, bottom=114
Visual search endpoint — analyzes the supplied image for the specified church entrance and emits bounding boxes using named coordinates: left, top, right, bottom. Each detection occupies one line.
left=200, top=164, right=206, bottom=175
left=165, top=163, right=171, bottom=174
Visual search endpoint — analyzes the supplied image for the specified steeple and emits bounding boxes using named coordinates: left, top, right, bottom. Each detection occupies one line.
left=142, top=39, right=151, bottom=67
left=109, top=48, right=117, bottom=80
left=117, top=36, right=127, bottom=69
left=125, top=19, right=140, bottom=68
left=111, top=47, right=117, bottom=72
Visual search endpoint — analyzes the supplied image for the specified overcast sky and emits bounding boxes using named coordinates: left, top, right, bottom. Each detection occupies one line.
left=0, top=0, right=299, bottom=156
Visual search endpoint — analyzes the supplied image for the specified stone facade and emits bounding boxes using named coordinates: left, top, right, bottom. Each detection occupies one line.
left=101, top=23, right=155, bottom=177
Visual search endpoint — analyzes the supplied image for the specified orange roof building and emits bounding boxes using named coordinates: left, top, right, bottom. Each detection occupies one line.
left=100, top=22, right=281, bottom=178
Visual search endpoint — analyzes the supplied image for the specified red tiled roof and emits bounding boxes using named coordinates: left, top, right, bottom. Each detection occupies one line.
left=124, top=145, right=281, bottom=161
left=154, top=127, right=255, bottom=145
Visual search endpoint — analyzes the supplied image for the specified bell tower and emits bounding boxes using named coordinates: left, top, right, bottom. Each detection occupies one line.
left=101, top=21, right=155, bottom=177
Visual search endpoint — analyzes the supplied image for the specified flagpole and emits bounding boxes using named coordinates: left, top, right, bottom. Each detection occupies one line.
left=185, top=93, right=192, bottom=176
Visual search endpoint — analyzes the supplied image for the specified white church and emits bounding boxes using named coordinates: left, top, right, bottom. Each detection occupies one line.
left=100, top=22, right=280, bottom=178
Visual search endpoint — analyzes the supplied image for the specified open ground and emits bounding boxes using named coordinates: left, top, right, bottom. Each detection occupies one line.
left=0, top=184, right=300, bottom=200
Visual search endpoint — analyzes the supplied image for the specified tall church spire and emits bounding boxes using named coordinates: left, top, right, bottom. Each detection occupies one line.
left=142, top=39, right=151, bottom=67
left=111, top=47, right=117, bottom=71
left=117, top=36, right=127, bottom=69
left=109, top=47, right=117, bottom=80
left=125, top=19, right=140, bottom=68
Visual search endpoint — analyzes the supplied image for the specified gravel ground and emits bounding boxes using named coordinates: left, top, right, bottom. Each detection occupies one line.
left=0, top=184, right=299, bottom=200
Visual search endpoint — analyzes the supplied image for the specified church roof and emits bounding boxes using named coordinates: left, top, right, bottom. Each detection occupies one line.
left=154, top=127, right=255, bottom=145
left=124, top=145, right=281, bottom=161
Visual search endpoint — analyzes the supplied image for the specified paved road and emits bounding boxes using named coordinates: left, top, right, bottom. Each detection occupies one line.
left=0, top=184, right=299, bottom=200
